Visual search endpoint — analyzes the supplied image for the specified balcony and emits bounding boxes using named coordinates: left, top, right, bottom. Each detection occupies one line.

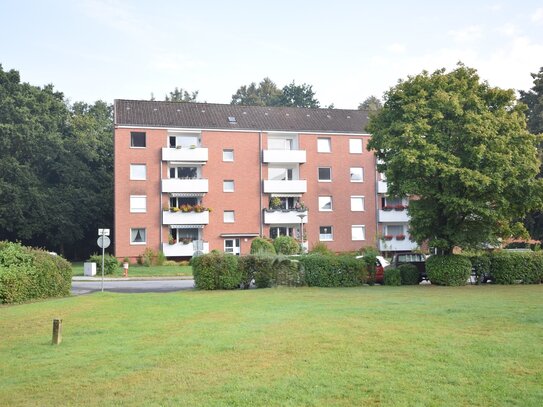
left=263, top=180, right=307, bottom=194
left=162, top=147, right=208, bottom=162
left=162, top=241, right=209, bottom=257
left=379, top=209, right=409, bottom=223
left=162, top=178, right=209, bottom=194
left=263, top=149, right=306, bottom=164
left=379, top=238, right=418, bottom=252
left=163, top=211, right=209, bottom=225
left=378, top=181, right=388, bottom=194
left=264, top=210, right=308, bottom=225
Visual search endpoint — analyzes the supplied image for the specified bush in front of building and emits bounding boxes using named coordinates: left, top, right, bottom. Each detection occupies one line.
left=191, top=252, right=241, bottom=290
left=273, top=236, right=300, bottom=255
left=309, top=242, right=333, bottom=255
left=238, top=255, right=273, bottom=288
left=250, top=237, right=276, bottom=255
left=398, top=264, right=419, bottom=285
left=88, top=253, right=119, bottom=275
left=299, top=254, right=367, bottom=287
left=466, top=252, right=491, bottom=284
left=0, top=241, right=71, bottom=304
left=384, top=267, right=401, bottom=286
left=489, top=251, right=543, bottom=284
left=426, top=255, right=471, bottom=286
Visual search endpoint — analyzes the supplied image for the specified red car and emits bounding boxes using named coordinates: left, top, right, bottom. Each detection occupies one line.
left=357, top=255, right=390, bottom=284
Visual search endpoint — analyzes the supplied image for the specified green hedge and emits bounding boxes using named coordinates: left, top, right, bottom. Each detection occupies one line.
left=238, top=255, right=273, bottom=288
left=467, top=253, right=491, bottom=284
left=250, top=237, right=276, bottom=255
left=426, top=255, right=471, bottom=286
left=191, top=252, right=241, bottom=290
left=399, top=264, right=419, bottom=285
left=273, top=236, right=300, bottom=255
left=0, top=241, right=72, bottom=304
left=489, top=251, right=543, bottom=284
left=384, top=268, right=401, bottom=286
left=298, top=255, right=367, bottom=287
left=88, top=253, right=119, bottom=275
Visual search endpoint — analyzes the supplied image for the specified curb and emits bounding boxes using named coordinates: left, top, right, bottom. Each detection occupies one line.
left=72, top=276, right=194, bottom=282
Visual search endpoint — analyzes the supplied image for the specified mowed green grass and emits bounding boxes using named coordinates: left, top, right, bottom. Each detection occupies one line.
left=71, top=262, right=192, bottom=277
left=1, top=286, right=542, bottom=406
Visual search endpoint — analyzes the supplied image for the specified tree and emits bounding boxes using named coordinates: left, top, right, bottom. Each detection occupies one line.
left=367, top=64, right=543, bottom=254
left=358, top=95, right=382, bottom=112
left=231, top=77, right=282, bottom=106
left=279, top=81, right=320, bottom=108
left=165, top=87, right=199, bottom=102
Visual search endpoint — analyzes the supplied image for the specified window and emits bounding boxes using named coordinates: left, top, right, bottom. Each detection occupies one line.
left=170, top=166, right=198, bottom=179
left=350, top=196, right=365, bottom=211
left=350, top=167, right=364, bottom=182
left=270, top=227, right=293, bottom=239
left=169, top=134, right=199, bottom=148
left=223, top=180, right=235, bottom=192
left=223, top=210, right=235, bottom=223
left=224, top=239, right=240, bottom=255
left=268, top=167, right=293, bottom=181
left=130, top=228, right=146, bottom=244
left=318, top=196, right=333, bottom=211
left=317, top=138, right=331, bottom=153
left=223, top=149, right=234, bottom=161
left=268, top=138, right=293, bottom=150
left=131, top=132, right=146, bottom=148
left=318, top=167, right=331, bottom=182
left=130, top=164, right=147, bottom=180
left=386, top=225, right=404, bottom=236
left=351, top=225, right=366, bottom=241
left=349, top=138, right=362, bottom=154
left=130, top=196, right=147, bottom=213
left=319, top=226, right=333, bottom=241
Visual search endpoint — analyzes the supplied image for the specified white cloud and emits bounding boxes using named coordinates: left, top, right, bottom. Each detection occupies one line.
left=532, top=7, right=543, bottom=23
left=448, top=25, right=483, bottom=42
left=499, top=23, right=518, bottom=37
left=387, top=43, right=406, bottom=54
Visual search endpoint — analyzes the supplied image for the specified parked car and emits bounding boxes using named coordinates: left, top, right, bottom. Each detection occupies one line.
left=388, top=252, right=428, bottom=282
left=356, top=255, right=390, bottom=284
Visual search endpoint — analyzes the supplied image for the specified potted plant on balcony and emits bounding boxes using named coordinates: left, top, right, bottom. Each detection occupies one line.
left=168, top=235, right=176, bottom=245
left=295, top=201, right=307, bottom=212
left=180, top=237, right=193, bottom=245
left=383, top=235, right=393, bottom=240
left=383, top=205, right=393, bottom=211
left=170, top=206, right=180, bottom=212
left=270, top=197, right=282, bottom=211
left=394, top=204, right=405, bottom=211
left=180, top=204, right=192, bottom=213
left=396, top=234, right=406, bottom=240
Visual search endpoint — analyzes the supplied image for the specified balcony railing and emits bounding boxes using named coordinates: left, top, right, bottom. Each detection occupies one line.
left=162, top=241, right=209, bottom=257
left=263, top=149, right=306, bottom=164
left=163, top=211, right=209, bottom=225
left=378, top=209, right=409, bottom=223
left=264, top=210, right=308, bottom=225
left=162, top=147, right=208, bottom=162
left=263, top=180, right=307, bottom=194
left=379, top=238, right=418, bottom=252
left=162, top=178, right=209, bottom=193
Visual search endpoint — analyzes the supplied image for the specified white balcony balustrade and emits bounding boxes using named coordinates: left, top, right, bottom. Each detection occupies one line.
left=378, top=209, right=409, bottom=223
left=264, top=210, right=308, bottom=225
left=263, top=149, right=306, bottom=164
left=263, top=180, right=307, bottom=194
left=162, top=178, right=209, bottom=193
left=163, top=210, right=209, bottom=225
left=162, top=241, right=209, bottom=257
left=162, top=147, right=208, bottom=162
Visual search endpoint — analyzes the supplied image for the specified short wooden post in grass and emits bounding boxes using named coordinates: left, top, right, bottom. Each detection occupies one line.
left=52, top=318, right=62, bottom=345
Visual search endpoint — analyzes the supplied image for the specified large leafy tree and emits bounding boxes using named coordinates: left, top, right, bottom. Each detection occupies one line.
left=367, top=65, right=543, bottom=253
left=279, top=81, right=320, bottom=108
left=358, top=95, right=382, bottom=112
left=165, top=87, right=199, bottom=102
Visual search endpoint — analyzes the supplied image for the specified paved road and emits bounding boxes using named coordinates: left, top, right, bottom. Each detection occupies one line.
left=71, top=279, right=195, bottom=295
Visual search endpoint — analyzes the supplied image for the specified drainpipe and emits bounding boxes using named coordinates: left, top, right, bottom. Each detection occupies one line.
left=259, top=130, right=263, bottom=237
left=375, top=154, right=379, bottom=252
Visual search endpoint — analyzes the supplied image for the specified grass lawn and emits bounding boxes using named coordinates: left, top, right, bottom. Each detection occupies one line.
left=1, top=285, right=542, bottom=406
left=71, top=262, right=192, bottom=277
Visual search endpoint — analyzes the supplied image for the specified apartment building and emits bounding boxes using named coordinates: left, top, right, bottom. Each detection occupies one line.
left=114, top=100, right=377, bottom=261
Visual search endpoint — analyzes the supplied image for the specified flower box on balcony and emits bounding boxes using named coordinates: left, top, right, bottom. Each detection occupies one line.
left=383, top=235, right=393, bottom=240
left=396, top=234, right=406, bottom=240
left=383, top=206, right=393, bottom=211
left=394, top=204, right=406, bottom=211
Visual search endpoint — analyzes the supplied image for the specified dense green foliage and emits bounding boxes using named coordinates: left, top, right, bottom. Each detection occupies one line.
left=489, top=251, right=543, bottom=284
left=273, top=235, right=300, bottom=255
left=299, top=255, right=367, bottom=287
left=466, top=253, right=491, bottom=284
left=250, top=237, right=276, bottom=255
left=238, top=255, right=273, bottom=288
left=88, top=253, right=119, bottom=275
left=309, top=242, right=333, bottom=255
left=0, top=241, right=71, bottom=303
left=399, top=264, right=420, bottom=285
left=191, top=252, right=241, bottom=290
left=367, top=64, right=543, bottom=253
left=358, top=95, right=382, bottom=112
left=231, top=77, right=320, bottom=107
left=384, top=267, right=401, bottom=286
left=426, top=255, right=471, bottom=286
left=0, top=65, right=113, bottom=260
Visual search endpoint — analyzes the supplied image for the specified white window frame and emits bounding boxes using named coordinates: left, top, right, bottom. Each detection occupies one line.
left=349, top=138, right=363, bottom=154
left=223, top=210, right=235, bottom=223
left=130, top=164, right=147, bottom=180
left=223, top=149, right=234, bottom=162
left=130, top=228, right=147, bottom=245
left=350, top=167, right=364, bottom=182
left=350, top=196, right=365, bottom=212
left=317, top=138, right=331, bottom=153
left=223, top=180, right=235, bottom=192
left=351, top=225, right=366, bottom=241
left=318, top=167, right=332, bottom=182
left=130, top=195, right=147, bottom=213
left=318, top=196, right=333, bottom=212
left=319, top=226, right=333, bottom=241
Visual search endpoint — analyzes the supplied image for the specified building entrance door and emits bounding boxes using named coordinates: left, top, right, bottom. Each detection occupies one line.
left=224, top=239, right=241, bottom=256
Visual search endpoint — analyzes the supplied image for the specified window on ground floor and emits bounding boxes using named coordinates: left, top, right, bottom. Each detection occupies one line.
left=319, top=226, right=333, bottom=241
left=130, top=228, right=146, bottom=244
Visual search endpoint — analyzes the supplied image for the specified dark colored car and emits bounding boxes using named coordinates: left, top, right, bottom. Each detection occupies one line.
left=389, top=252, right=428, bottom=282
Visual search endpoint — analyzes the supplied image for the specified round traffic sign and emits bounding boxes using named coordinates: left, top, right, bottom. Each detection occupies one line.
left=97, top=235, right=111, bottom=249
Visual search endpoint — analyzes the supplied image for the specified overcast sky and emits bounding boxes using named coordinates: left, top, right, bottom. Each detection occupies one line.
left=1, top=0, right=542, bottom=109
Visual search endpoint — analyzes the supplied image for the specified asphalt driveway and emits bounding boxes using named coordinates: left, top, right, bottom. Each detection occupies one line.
left=71, top=278, right=195, bottom=295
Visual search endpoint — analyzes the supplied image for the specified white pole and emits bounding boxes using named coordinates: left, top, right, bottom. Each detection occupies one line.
left=101, top=229, right=105, bottom=292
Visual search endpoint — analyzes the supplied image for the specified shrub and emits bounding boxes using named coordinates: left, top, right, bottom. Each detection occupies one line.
left=489, top=251, right=543, bottom=284
left=192, top=252, right=241, bottom=290
left=299, top=255, right=366, bottom=287
left=309, top=242, right=333, bottom=255
left=426, top=255, right=471, bottom=286
left=273, top=236, right=300, bottom=255
left=399, top=264, right=419, bottom=285
left=238, top=255, right=304, bottom=288
left=384, top=268, right=401, bottom=286
left=360, top=254, right=377, bottom=285
left=156, top=251, right=166, bottom=266
left=467, top=253, right=491, bottom=284
left=88, top=253, right=119, bottom=275
left=141, top=248, right=156, bottom=267
left=250, top=237, right=276, bottom=255
left=0, top=241, right=71, bottom=304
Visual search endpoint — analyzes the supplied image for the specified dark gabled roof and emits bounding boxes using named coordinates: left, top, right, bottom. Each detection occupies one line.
left=114, top=99, right=370, bottom=134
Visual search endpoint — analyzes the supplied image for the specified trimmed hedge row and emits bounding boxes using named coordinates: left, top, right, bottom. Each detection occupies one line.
left=465, top=251, right=543, bottom=284
left=426, top=255, right=472, bottom=286
left=299, top=255, right=367, bottom=287
left=0, top=241, right=72, bottom=304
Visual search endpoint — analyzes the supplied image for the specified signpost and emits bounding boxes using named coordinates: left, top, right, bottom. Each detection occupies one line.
left=97, top=229, right=111, bottom=292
